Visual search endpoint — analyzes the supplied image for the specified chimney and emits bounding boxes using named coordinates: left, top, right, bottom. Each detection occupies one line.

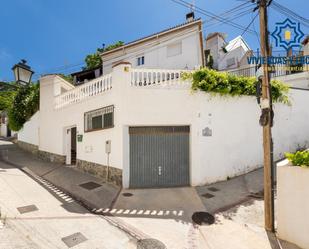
left=186, top=12, right=195, bottom=22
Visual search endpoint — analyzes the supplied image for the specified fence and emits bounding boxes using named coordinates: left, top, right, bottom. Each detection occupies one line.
left=54, top=73, right=112, bottom=109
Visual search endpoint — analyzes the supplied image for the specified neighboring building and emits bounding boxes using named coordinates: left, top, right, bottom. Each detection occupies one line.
left=205, top=32, right=226, bottom=70
left=205, top=33, right=252, bottom=71
left=0, top=112, right=11, bottom=137
left=101, top=18, right=204, bottom=74
left=301, top=35, right=309, bottom=56
left=71, top=66, right=103, bottom=85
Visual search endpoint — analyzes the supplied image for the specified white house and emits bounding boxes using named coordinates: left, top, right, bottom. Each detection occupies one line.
left=17, top=18, right=309, bottom=189
left=101, top=18, right=204, bottom=74
left=205, top=33, right=252, bottom=71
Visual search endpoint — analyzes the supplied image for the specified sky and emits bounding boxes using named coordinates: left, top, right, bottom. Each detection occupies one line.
left=0, top=0, right=308, bottom=82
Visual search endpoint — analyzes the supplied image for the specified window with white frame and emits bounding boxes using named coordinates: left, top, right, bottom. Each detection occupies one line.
left=167, top=42, right=182, bottom=57
left=137, top=56, right=145, bottom=66
left=84, top=105, right=114, bottom=132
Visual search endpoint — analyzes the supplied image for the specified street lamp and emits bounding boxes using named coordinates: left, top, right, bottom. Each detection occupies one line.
left=12, top=59, right=34, bottom=86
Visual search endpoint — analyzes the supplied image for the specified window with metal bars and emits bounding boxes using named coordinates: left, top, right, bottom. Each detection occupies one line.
left=84, top=105, right=114, bottom=132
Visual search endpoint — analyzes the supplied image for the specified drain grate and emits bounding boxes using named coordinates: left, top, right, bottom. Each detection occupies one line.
left=202, top=193, right=215, bottom=199
left=122, top=192, right=133, bottom=197
left=17, top=204, right=38, bottom=214
left=61, top=232, right=87, bottom=248
left=192, top=212, right=215, bottom=226
left=137, top=239, right=167, bottom=249
left=79, top=181, right=102, bottom=190
left=208, top=187, right=220, bottom=192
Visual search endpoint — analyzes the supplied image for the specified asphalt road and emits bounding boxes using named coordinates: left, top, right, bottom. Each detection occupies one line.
left=0, top=156, right=136, bottom=249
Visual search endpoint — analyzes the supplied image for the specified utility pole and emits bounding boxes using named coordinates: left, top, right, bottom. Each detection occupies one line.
left=258, top=0, right=275, bottom=232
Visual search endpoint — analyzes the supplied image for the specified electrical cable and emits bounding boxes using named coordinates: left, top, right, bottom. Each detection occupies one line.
left=219, top=12, right=259, bottom=64
left=171, top=0, right=257, bottom=35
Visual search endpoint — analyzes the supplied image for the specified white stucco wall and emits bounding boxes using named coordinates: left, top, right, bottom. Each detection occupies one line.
left=39, top=64, right=309, bottom=187
left=102, top=24, right=203, bottom=74
left=0, top=123, right=7, bottom=137
left=18, top=111, right=40, bottom=146
left=277, top=165, right=309, bottom=249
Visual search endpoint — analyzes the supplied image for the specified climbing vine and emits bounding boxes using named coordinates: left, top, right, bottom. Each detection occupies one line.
left=182, top=68, right=290, bottom=104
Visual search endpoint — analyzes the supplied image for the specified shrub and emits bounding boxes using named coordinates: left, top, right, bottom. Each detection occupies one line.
left=8, top=83, right=39, bottom=131
left=182, top=68, right=290, bottom=104
left=285, top=151, right=309, bottom=167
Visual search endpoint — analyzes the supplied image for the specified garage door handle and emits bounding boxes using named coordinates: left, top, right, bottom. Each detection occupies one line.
left=158, top=166, right=162, bottom=176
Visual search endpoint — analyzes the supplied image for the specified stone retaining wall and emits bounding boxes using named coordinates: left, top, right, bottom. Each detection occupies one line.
left=16, top=140, right=39, bottom=155
left=38, top=150, right=66, bottom=164
left=76, top=159, right=122, bottom=186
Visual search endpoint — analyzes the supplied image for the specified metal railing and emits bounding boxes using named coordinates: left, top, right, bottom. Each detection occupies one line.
left=226, top=64, right=309, bottom=78
left=54, top=73, right=112, bottom=109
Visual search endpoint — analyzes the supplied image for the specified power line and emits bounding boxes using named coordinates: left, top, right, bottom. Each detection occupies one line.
left=206, top=8, right=254, bottom=28
left=270, top=1, right=309, bottom=28
left=272, top=1, right=309, bottom=24
left=219, top=12, right=259, bottom=63
left=206, top=1, right=253, bottom=26
left=171, top=0, right=257, bottom=35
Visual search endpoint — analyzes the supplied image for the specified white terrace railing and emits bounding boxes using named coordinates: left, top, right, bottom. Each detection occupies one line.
left=54, top=73, right=112, bottom=109
left=131, top=69, right=191, bottom=87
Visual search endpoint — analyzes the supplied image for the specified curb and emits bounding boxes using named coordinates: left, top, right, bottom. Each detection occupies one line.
left=0, top=152, right=150, bottom=242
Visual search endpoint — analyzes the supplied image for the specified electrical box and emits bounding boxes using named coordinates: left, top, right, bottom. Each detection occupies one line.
left=105, top=140, right=111, bottom=154
left=77, top=134, right=83, bottom=142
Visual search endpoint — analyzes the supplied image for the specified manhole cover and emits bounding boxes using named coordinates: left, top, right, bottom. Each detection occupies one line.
left=192, top=212, right=215, bottom=225
left=122, top=192, right=133, bottom=197
left=202, top=193, right=215, bottom=199
left=137, top=239, right=166, bottom=249
left=17, top=204, right=39, bottom=214
left=79, top=181, right=102, bottom=190
left=61, top=232, right=87, bottom=248
left=208, top=187, right=220, bottom=192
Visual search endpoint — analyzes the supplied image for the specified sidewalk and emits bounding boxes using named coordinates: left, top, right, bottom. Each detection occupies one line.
left=0, top=148, right=135, bottom=249
left=196, top=168, right=264, bottom=214
left=0, top=141, right=120, bottom=210
left=0, top=140, right=301, bottom=249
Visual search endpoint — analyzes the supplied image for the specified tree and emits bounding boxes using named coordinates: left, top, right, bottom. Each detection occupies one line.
left=0, top=91, right=16, bottom=111
left=8, top=83, right=39, bottom=131
left=84, top=41, right=124, bottom=70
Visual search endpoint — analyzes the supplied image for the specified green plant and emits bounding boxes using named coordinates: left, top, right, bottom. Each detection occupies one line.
left=8, top=83, right=39, bottom=131
left=0, top=91, right=16, bottom=110
left=182, top=68, right=290, bottom=104
left=84, top=41, right=124, bottom=70
left=58, top=74, right=73, bottom=83
left=285, top=151, right=309, bottom=167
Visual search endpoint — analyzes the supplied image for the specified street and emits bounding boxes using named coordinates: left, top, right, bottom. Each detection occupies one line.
left=0, top=140, right=302, bottom=249
left=0, top=145, right=136, bottom=249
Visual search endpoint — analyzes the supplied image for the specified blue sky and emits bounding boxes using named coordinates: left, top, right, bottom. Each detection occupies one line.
left=0, top=0, right=308, bottom=82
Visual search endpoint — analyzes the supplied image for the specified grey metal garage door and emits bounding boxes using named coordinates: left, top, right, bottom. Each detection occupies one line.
left=129, top=126, right=190, bottom=188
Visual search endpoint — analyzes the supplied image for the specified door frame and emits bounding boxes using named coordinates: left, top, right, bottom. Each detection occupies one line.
left=65, top=125, right=76, bottom=165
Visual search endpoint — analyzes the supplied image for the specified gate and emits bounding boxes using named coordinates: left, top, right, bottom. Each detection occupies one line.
left=129, top=126, right=190, bottom=188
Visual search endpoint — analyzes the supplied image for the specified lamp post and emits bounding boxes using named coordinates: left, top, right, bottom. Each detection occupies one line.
left=12, top=59, right=34, bottom=86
